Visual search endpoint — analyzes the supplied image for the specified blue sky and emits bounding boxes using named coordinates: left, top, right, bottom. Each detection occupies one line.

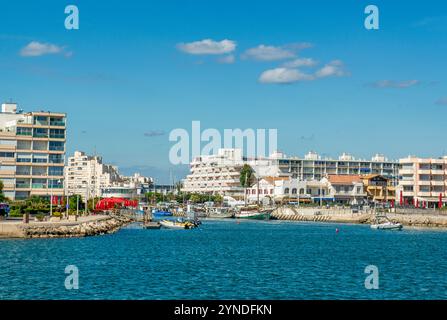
left=0, top=0, right=446, bottom=183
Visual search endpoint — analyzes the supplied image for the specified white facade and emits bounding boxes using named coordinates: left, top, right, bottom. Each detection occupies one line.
left=272, top=151, right=399, bottom=183
left=246, top=177, right=328, bottom=204
left=0, top=103, right=66, bottom=200
left=396, top=156, right=447, bottom=206
left=182, top=149, right=246, bottom=197
left=65, top=151, right=121, bottom=200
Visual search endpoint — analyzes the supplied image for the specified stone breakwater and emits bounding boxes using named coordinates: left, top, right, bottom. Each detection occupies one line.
left=17, top=215, right=132, bottom=239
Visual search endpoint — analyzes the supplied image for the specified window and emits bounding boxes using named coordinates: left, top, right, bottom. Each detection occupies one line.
left=49, top=141, right=64, bottom=151
left=0, top=152, right=14, bottom=158
left=49, top=167, right=64, bottom=176
left=16, top=127, right=32, bottom=136
left=49, top=154, right=64, bottom=164
left=33, top=116, right=48, bottom=126
left=291, top=188, right=297, bottom=194
left=49, top=129, right=65, bottom=139
left=284, top=188, right=289, bottom=194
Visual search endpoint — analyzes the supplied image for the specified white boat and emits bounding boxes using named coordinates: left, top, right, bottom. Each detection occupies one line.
left=371, top=214, right=403, bottom=230
left=206, top=207, right=234, bottom=219
left=159, top=219, right=196, bottom=229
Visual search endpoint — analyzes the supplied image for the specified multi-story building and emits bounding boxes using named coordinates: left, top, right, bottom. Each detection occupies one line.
left=182, top=149, right=245, bottom=198
left=246, top=177, right=328, bottom=204
left=0, top=102, right=66, bottom=200
left=272, top=151, right=399, bottom=183
left=361, top=174, right=395, bottom=202
left=321, top=175, right=367, bottom=204
left=396, top=156, right=447, bottom=206
left=183, top=148, right=399, bottom=198
left=65, top=150, right=121, bottom=200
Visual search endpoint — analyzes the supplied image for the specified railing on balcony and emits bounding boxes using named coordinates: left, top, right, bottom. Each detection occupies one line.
left=16, top=171, right=31, bottom=175
left=32, top=158, right=48, bottom=163
left=16, top=131, right=32, bottom=136
left=32, top=183, right=47, bottom=189
left=49, top=146, right=64, bottom=151
left=16, top=183, right=31, bottom=189
left=49, top=134, right=65, bottom=139
left=33, top=133, right=49, bottom=138
left=50, top=120, right=65, bottom=126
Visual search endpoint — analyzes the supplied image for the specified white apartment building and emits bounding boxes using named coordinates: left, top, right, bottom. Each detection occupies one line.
left=397, top=156, right=447, bottom=206
left=182, top=149, right=246, bottom=198
left=272, top=151, right=399, bottom=184
left=65, top=151, right=121, bottom=200
left=0, top=102, right=66, bottom=200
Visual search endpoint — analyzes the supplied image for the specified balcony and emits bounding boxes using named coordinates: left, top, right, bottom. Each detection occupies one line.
left=50, top=120, right=65, bottom=127
left=49, top=147, right=65, bottom=152
left=16, top=158, right=32, bottom=163
left=49, top=134, right=65, bottom=139
left=431, top=170, right=444, bottom=175
left=418, top=180, right=431, bottom=186
left=16, top=131, right=32, bottom=137
left=16, top=183, right=31, bottom=189
left=32, top=183, right=47, bottom=189
left=33, top=133, right=49, bottom=138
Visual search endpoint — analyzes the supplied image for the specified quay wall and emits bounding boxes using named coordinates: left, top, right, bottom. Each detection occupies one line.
left=272, top=207, right=447, bottom=228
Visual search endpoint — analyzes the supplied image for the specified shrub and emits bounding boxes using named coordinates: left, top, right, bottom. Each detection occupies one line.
left=52, top=212, right=62, bottom=218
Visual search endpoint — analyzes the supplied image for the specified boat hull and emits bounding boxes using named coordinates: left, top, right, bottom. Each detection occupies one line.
left=159, top=220, right=197, bottom=229
left=371, top=223, right=403, bottom=230
left=235, top=211, right=271, bottom=220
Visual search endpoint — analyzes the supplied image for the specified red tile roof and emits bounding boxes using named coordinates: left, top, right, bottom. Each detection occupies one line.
left=327, top=174, right=361, bottom=184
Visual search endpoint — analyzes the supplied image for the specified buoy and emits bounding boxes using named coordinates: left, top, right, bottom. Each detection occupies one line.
left=336, top=228, right=339, bottom=233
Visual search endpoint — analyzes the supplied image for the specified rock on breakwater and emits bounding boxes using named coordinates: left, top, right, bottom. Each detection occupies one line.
left=19, top=215, right=132, bottom=238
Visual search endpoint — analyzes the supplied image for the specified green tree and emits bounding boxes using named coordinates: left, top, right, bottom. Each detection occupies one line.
left=0, top=180, right=5, bottom=202
left=240, top=164, right=254, bottom=188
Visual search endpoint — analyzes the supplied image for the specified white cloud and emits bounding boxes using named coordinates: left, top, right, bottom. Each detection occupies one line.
left=217, top=54, right=235, bottom=64
left=244, top=45, right=295, bottom=61
left=260, top=59, right=347, bottom=84
left=243, top=43, right=312, bottom=61
left=371, top=79, right=419, bottom=88
left=177, top=39, right=236, bottom=55
left=20, top=41, right=68, bottom=57
left=282, top=57, right=318, bottom=68
left=259, top=68, right=315, bottom=84
left=315, top=60, right=346, bottom=78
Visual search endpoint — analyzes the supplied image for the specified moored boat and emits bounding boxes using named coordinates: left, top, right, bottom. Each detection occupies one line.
left=235, top=206, right=272, bottom=220
left=370, top=214, right=403, bottom=230
left=371, top=221, right=403, bottom=230
left=206, top=207, right=234, bottom=219
left=159, top=219, right=197, bottom=229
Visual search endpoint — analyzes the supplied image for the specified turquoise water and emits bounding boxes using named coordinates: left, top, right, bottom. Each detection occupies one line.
left=1, top=220, right=446, bottom=300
